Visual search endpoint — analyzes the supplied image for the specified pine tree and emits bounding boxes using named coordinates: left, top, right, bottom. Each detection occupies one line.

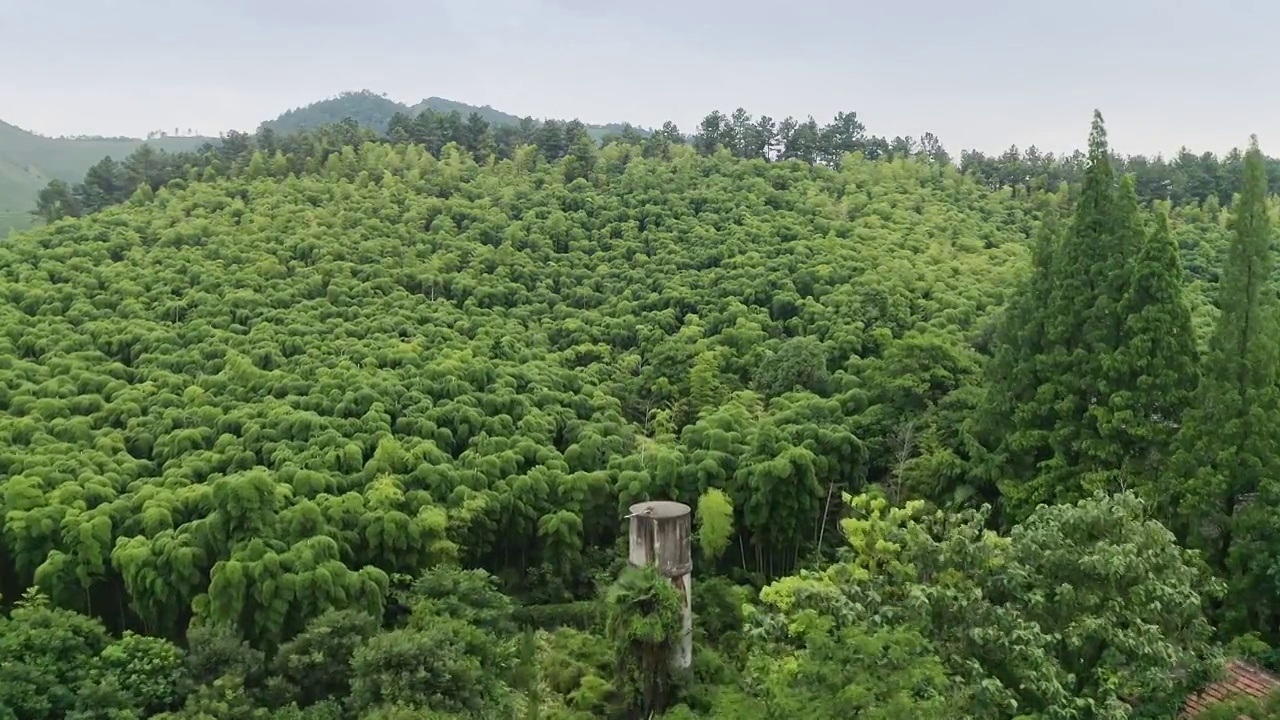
left=1039, top=116, right=1138, bottom=486
left=986, top=112, right=1189, bottom=523
left=1110, top=205, right=1199, bottom=515
left=1173, top=138, right=1280, bottom=636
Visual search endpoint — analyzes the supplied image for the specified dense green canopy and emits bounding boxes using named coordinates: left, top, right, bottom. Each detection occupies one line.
left=0, top=111, right=1274, bottom=719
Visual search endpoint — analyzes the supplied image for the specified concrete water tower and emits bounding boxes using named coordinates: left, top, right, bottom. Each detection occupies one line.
left=626, top=500, right=693, bottom=670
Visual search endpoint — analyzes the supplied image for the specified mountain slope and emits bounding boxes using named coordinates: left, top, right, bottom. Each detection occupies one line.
left=261, top=91, right=407, bottom=135
left=408, top=96, right=524, bottom=127
left=0, top=119, right=210, bottom=232
left=0, top=154, right=51, bottom=235
left=0, top=114, right=1243, bottom=719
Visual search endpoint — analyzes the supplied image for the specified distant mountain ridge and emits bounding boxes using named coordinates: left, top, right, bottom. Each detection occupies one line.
left=261, top=89, right=644, bottom=140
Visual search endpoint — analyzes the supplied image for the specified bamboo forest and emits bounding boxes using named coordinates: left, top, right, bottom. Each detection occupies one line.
left=6, top=102, right=1280, bottom=720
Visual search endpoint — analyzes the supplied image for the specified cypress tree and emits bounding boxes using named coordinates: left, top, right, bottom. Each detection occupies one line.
left=1040, top=118, right=1141, bottom=490
left=1174, top=138, right=1280, bottom=636
left=1110, top=206, right=1200, bottom=515
left=987, top=112, right=1197, bottom=523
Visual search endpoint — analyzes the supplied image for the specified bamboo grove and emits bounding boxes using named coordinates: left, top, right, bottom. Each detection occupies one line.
left=0, top=107, right=1277, bottom=719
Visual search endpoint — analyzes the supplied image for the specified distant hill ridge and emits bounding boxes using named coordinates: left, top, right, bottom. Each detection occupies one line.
left=261, top=89, right=644, bottom=140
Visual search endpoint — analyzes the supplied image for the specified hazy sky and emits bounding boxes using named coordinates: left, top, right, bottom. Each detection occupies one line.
left=2, top=0, right=1275, bottom=156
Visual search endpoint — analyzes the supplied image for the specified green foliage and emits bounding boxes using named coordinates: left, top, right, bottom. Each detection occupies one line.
left=397, top=565, right=516, bottom=634
left=179, top=624, right=268, bottom=697
left=964, top=139, right=1280, bottom=209
left=1174, top=139, right=1280, bottom=642
left=0, top=118, right=208, bottom=235
left=155, top=672, right=268, bottom=720
left=271, top=609, right=380, bottom=707
left=694, top=489, right=734, bottom=562
left=605, top=566, right=686, bottom=718
left=533, top=627, right=618, bottom=717
left=96, top=630, right=186, bottom=714
left=0, top=590, right=112, bottom=720
left=263, top=91, right=409, bottom=135
left=4, top=101, right=1280, bottom=719
left=1196, top=688, right=1280, bottom=719
left=759, top=491, right=1220, bottom=719
left=752, top=336, right=829, bottom=397
left=1112, top=207, right=1200, bottom=510
left=0, top=136, right=1030, bottom=632
left=513, top=601, right=606, bottom=632
left=262, top=89, right=631, bottom=142
left=719, top=621, right=958, bottom=719
left=1004, top=493, right=1220, bottom=717
left=0, top=589, right=188, bottom=719
left=987, top=113, right=1199, bottom=522
left=689, top=577, right=748, bottom=664
left=349, top=619, right=515, bottom=716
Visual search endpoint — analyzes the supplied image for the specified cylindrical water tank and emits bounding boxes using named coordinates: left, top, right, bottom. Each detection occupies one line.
left=627, top=500, right=693, bottom=670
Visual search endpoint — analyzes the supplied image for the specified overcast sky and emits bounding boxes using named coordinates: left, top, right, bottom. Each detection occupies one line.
left=2, top=0, right=1274, bottom=156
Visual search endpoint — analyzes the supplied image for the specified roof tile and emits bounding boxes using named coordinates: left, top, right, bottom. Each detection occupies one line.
left=1183, top=660, right=1280, bottom=718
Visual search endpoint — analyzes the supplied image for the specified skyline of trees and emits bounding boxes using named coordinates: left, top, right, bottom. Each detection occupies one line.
left=28, top=87, right=1280, bottom=230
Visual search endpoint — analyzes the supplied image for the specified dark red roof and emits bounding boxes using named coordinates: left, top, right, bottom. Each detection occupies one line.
left=1183, top=660, right=1280, bottom=718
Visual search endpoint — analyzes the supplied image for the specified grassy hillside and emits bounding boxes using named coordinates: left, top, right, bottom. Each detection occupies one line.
left=0, top=153, right=50, bottom=235
left=0, top=119, right=209, bottom=233
left=264, top=89, right=643, bottom=139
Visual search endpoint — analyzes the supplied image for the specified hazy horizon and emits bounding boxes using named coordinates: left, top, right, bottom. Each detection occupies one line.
left=3, top=0, right=1276, bottom=158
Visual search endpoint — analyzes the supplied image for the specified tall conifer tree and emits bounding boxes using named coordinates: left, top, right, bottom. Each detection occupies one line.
left=986, top=112, right=1198, bottom=523
left=1111, top=206, right=1200, bottom=513
left=1174, top=138, right=1280, bottom=636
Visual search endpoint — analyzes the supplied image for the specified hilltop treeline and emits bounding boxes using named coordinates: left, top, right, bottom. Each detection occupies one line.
left=29, top=91, right=1280, bottom=229
left=30, top=103, right=946, bottom=225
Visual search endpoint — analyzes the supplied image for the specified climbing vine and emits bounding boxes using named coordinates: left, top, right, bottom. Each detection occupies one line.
left=605, top=566, right=685, bottom=718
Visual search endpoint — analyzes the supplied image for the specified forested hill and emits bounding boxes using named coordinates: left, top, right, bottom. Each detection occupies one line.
left=2, top=111, right=1279, bottom=719
left=0, top=138, right=1029, bottom=718
left=262, top=89, right=639, bottom=139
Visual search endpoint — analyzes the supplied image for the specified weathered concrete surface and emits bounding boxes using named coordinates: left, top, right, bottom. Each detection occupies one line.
left=627, top=500, right=693, bottom=669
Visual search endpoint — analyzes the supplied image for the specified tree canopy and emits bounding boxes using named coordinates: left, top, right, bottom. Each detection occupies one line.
left=0, top=107, right=1274, bottom=718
